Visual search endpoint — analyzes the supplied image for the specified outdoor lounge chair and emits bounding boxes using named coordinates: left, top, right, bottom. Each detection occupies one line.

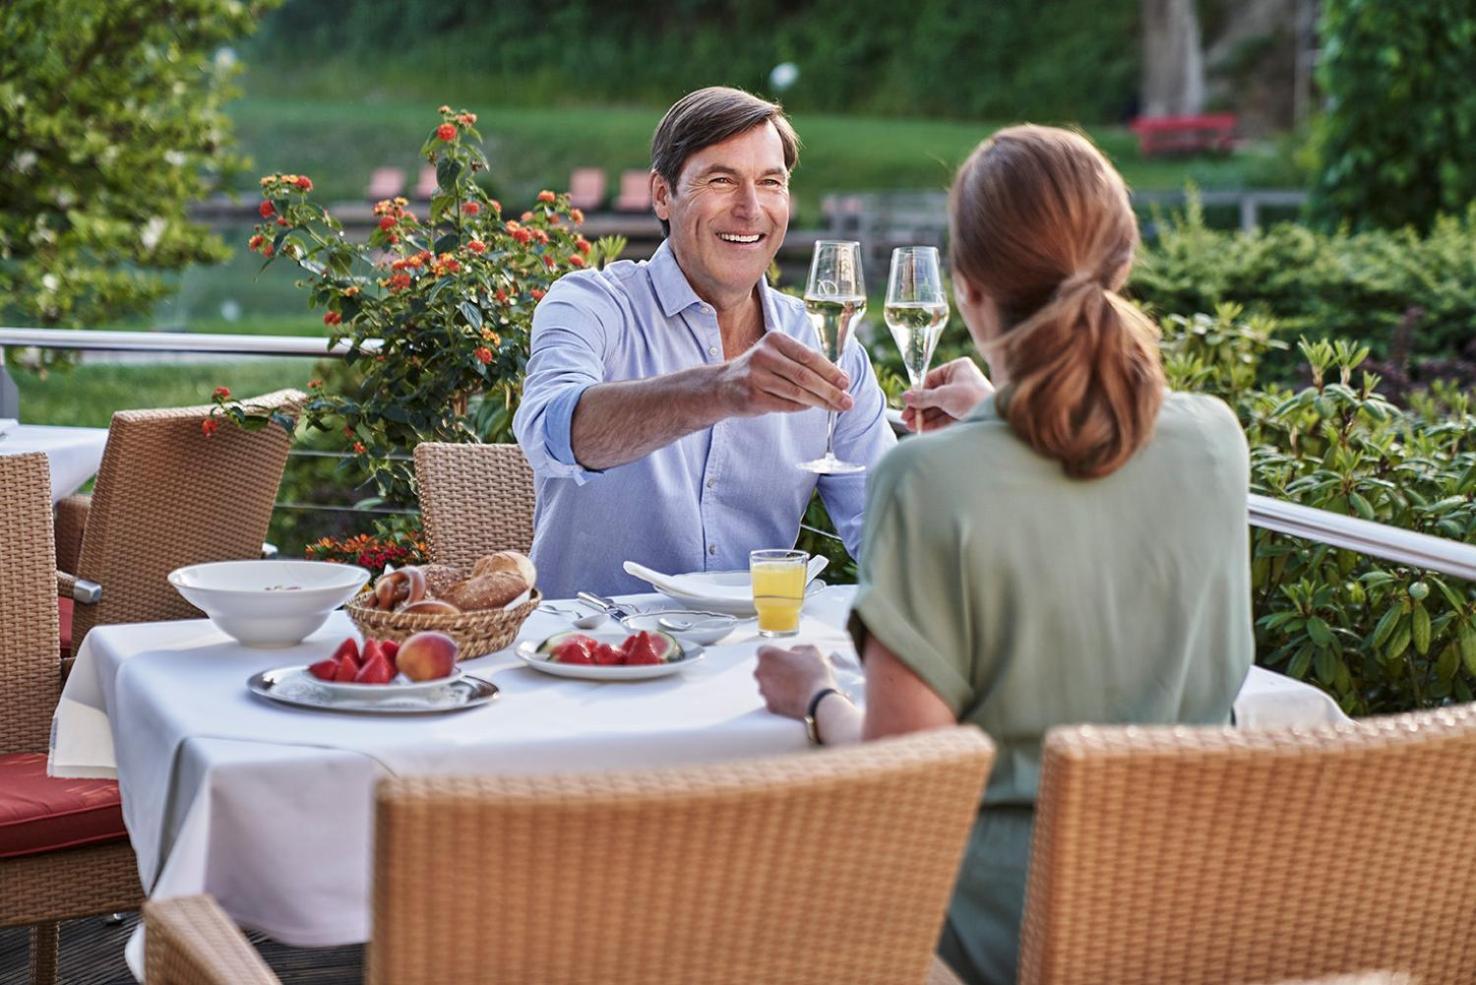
left=613, top=168, right=652, bottom=212
left=142, top=727, right=994, bottom=984
left=412, top=442, right=536, bottom=566
left=412, top=165, right=437, bottom=200
left=365, top=167, right=405, bottom=201
left=567, top=167, right=606, bottom=211
left=0, top=452, right=140, bottom=985
left=1018, top=707, right=1476, bottom=984
left=54, top=389, right=305, bottom=659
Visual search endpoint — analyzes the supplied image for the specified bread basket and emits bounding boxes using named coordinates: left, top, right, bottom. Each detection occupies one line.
left=346, top=587, right=542, bottom=659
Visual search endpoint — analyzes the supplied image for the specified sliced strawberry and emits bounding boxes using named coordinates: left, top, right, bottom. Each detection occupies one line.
left=332, top=651, right=361, bottom=681
left=380, top=639, right=400, bottom=669
left=360, top=639, right=384, bottom=668
left=354, top=653, right=395, bottom=684
left=307, top=657, right=339, bottom=681
left=330, top=637, right=360, bottom=665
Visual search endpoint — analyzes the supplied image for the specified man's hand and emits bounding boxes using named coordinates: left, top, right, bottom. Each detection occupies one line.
left=754, top=643, right=839, bottom=720
left=900, top=356, right=994, bottom=432
left=718, top=333, right=854, bottom=417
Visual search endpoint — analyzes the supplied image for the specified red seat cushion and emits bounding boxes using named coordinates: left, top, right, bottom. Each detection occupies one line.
left=58, top=596, right=74, bottom=660
left=0, top=752, right=126, bottom=858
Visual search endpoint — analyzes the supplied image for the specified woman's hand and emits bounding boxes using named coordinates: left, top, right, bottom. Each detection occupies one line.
left=754, top=644, right=838, bottom=720
left=901, top=357, right=994, bottom=432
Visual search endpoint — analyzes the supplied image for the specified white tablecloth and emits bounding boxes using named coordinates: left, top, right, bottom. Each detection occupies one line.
left=0, top=423, right=108, bottom=502
left=50, top=586, right=1348, bottom=964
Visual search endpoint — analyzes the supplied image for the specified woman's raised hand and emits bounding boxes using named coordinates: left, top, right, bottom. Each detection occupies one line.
left=900, top=357, right=994, bottom=432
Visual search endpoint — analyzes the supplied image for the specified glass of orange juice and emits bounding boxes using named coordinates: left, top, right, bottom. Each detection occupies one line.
left=750, top=549, right=808, bottom=637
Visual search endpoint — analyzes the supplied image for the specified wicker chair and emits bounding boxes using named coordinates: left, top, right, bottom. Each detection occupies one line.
left=1018, top=707, right=1476, bottom=985
left=412, top=441, right=535, bottom=567
left=0, top=453, right=141, bottom=985
left=54, top=389, right=305, bottom=655
left=143, top=727, right=995, bottom=984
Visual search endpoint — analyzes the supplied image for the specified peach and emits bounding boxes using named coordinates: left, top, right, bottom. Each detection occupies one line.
left=396, top=630, right=459, bottom=681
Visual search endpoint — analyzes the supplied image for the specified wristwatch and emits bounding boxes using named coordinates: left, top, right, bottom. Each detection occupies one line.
left=804, top=687, right=842, bottom=746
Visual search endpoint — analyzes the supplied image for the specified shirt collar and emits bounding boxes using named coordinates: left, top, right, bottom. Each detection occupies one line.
left=648, top=240, right=704, bottom=318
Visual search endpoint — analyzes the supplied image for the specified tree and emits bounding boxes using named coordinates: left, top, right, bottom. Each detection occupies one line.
left=1141, top=0, right=1205, bottom=117
left=1310, top=0, right=1476, bottom=232
left=0, top=0, right=279, bottom=338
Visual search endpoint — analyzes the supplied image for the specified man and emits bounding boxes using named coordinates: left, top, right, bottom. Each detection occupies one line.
left=513, top=86, right=896, bottom=597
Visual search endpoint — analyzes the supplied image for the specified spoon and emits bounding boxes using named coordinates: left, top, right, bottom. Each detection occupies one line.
left=541, top=602, right=608, bottom=630
left=658, top=615, right=730, bottom=633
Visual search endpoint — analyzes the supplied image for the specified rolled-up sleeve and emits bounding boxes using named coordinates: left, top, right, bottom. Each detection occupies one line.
left=817, top=339, right=898, bottom=558
left=512, top=275, right=613, bottom=484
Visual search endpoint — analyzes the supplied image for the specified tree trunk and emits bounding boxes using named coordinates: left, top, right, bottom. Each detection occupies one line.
left=1141, top=0, right=1206, bottom=116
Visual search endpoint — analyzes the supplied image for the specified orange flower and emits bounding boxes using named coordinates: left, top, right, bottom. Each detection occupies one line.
left=489, top=199, right=501, bottom=213
left=261, top=243, right=275, bottom=257
left=474, top=346, right=493, bottom=364
left=276, top=217, right=289, bottom=227
left=463, top=201, right=480, bottom=215
left=521, top=211, right=533, bottom=222
left=537, top=190, right=556, bottom=204
left=201, top=417, right=220, bottom=437
left=511, top=228, right=532, bottom=245
left=532, top=228, right=549, bottom=244
left=353, top=441, right=367, bottom=454
left=494, top=288, right=508, bottom=303
left=213, top=386, right=231, bottom=399
left=457, top=113, right=477, bottom=126
left=258, top=200, right=275, bottom=218
left=504, top=220, right=521, bottom=232
left=436, top=123, right=457, bottom=141
left=308, top=379, right=322, bottom=389
left=388, top=272, right=412, bottom=291
left=530, top=288, right=546, bottom=301
left=294, top=176, right=313, bottom=191
left=542, top=254, right=555, bottom=269
left=467, top=239, right=486, bottom=254
left=569, top=208, right=585, bottom=224
left=379, top=215, right=396, bottom=231
left=569, top=254, right=586, bottom=268
left=248, top=234, right=264, bottom=251
left=342, top=286, right=361, bottom=297
left=323, top=311, right=342, bottom=326
left=575, top=237, right=591, bottom=254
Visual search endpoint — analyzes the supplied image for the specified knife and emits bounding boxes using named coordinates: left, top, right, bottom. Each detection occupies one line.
left=576, top=592, right=636, bottom=622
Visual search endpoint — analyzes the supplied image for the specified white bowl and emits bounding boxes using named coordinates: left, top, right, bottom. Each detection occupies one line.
left=168, top=560, right=371, bottom=647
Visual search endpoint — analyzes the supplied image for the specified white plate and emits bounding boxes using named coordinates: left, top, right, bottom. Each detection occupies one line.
left=514, top=631, right=704, bottom=681
left=625, top=557, right=827, bottom=616
left=248, top=666, right=496, bottom=714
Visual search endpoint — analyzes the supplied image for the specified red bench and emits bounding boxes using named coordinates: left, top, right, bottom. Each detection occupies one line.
left=1129, top=114, right=1237, bottom=156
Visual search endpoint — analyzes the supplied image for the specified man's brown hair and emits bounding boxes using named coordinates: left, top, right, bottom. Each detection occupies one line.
left=650, top=86, right=799, bottom=235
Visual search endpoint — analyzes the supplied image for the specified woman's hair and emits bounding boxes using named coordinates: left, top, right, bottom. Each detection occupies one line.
left=949, top=124, right=1164, bottom=479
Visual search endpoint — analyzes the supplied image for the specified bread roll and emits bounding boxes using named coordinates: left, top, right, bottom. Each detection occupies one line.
left=443, top=570, right=527, bottom=611
left=472, top=551, right=536, bottom=587
left=421, top=563, right=464, bottom=600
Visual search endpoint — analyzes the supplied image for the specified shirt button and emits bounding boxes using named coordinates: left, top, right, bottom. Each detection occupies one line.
left=708, top=544, right=718, bottom=556
left=706, top=478, right=716, bottom=489
left=708, top=345, right=719, bottom=356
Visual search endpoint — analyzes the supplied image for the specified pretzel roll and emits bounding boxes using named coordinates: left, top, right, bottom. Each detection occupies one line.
left=471, top=551, right=537, bottom=587
left=400, top=598, right=461, bottom=616
left=374, top=566, right=428, bottom=610
left=443, top=570, right=527, bottom=611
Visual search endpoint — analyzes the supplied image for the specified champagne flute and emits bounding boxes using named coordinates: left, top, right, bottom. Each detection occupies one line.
left=800, top=240, right=867, bottom=475
left=884, top=246, right=949, bottom=434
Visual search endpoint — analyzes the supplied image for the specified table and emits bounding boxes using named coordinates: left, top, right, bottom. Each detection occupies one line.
left=50, top=587, right=1348, bottom=974
left=0, top=423, right=109, bottom=502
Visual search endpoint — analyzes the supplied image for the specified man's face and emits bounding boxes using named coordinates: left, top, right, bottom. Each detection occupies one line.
left=652, top=121, right=791, bottom=306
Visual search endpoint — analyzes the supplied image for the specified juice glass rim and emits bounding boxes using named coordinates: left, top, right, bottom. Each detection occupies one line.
left=750, top=549, right=808, bottom=565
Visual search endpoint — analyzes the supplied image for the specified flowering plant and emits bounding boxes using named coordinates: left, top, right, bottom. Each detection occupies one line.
left=203, top=386, right=298, bottom=438
left=243, top=106, right=623, bottom=500
left=304, top=531, right=428, bottom=577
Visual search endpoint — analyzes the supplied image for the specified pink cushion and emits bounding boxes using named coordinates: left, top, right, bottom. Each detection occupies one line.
left=58, top=596, right=74, bottom=659
left=0, top=752, right=126, bottom=858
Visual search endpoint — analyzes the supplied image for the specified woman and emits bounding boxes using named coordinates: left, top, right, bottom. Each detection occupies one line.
left=755, top=125, right=1253, bottom=984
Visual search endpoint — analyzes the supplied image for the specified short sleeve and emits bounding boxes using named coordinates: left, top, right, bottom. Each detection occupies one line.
left=847, top=449, right=975, bottom=715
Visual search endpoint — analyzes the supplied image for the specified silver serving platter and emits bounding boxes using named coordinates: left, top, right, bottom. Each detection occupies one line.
left=247, top=666, right=498, bottom=715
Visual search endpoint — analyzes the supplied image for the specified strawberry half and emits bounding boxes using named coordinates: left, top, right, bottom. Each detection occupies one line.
left=332, top=651, right=361, bottom=682
left=330, top=637, right=360, bottom=664
left=307, top=657, right=339, bottom=681
left=354, top=652, right=395, bottom=685
left=380, top=639, right=400, bottom=670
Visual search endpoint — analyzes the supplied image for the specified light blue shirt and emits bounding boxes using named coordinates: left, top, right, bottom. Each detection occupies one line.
left=513, top=240, right=897, bottom=598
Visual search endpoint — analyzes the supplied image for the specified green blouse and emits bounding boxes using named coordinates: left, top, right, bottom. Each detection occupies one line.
left=849, top=390, right=1253, bottom=984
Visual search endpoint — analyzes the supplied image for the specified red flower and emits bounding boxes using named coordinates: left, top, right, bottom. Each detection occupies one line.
left=542, top=254, right=555, bottom=269
left=353, top=441, right=366, bottom=454
left=379, top=215, right=396, bottom=231
left=532, top=228, right=549, bottom=244
left=569, top=254, right=586, bottom=268
left=308, top=379, right=322, bottom=389
left=530, top=288, right=545, bottom=301
left=248, top=234, right=264, bottom=251
left=436, top=123, right=457, bottom=141
left=474, top=346, right=493, bottom=364
left=295, top=176, right=313, bottom=191
left=467, top=239, right=486, bottom=254
left=489, top=199, right=501, bottom=213
left=494, top=288, right=508, bottom=302
left=569, top=208, right=585, bottom=224
left=323, top=311, right=342, bottom=326
left=521, top=211, right=533, bottom=222
left=537, top=190, right=556, bottom=204
left=213, top=386, right=231, bottom=399
left=389, top=272, right=412, bottom=291
left=201, top=417, right=220, bottom=437
left=511, top=228, right=532, bottom=245
left=575, top=237, right=591, bottom=254
left=258, top=200, right=275, bottom=218
left=462, top=201, right=480, bottom=215
left=261, top=243, right=275, bottom=257
left=456, top=113, right=477, bottom=126
left=276, top=217, right=289, bottom=227
left=386, top=234, right=398, bottom=245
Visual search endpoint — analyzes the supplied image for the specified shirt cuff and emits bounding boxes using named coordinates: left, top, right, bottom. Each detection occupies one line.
left=542, top=383, right=601, bottom=480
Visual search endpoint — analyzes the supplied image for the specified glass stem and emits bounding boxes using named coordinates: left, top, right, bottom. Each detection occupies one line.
left=913, top=385, right=925, bottom=435
left=825, top=409, right=838, bottom=458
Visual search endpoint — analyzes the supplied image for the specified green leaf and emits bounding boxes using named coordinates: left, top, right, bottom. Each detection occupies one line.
left=1306, top=616, right=1334, bottom=646
left=1386, top=622, right=1412, bottom=661
left=1287, top=645, right=1313, bottom=679
left=1313, top=647, right=1339, bottom=685
left=1370, top=603, right=1402, bottom=648
left=436, top=156, right=463, bottom=190
left=458, top=300, right=483, bottom=330
left=1429, top=575, right=1467, bottom=612
left=1412, top=602, right=1432, bottom=655
left=1349, top=490, right=1375, bottom=519
left=1461, top=625, right=1476, bottom=676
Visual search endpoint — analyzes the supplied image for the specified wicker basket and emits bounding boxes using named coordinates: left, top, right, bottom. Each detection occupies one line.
left=346, top=588, right=542, bottom=660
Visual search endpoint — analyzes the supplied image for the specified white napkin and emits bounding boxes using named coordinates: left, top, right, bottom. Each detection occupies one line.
left=623, top=556, right=828, bottom=601
left=0, top=418, right=15, bottom=437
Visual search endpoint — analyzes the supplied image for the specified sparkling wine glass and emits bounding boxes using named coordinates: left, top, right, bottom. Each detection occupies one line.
left=800, top=240, right=866, bottom=474
left=884, top=246, right=949, bottom=434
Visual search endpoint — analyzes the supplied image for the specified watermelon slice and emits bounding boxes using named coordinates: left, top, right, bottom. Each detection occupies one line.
left=535, top=630, right=682, bottom=666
